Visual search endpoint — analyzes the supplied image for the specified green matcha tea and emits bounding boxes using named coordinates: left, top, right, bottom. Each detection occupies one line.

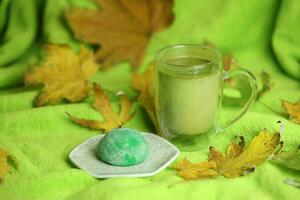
left=156, top=57, right=221, bottom=136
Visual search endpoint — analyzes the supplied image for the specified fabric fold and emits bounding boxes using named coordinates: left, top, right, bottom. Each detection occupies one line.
left=272, top=0, right=300, bottom=79
left=0, top=0, right=38, bottom=66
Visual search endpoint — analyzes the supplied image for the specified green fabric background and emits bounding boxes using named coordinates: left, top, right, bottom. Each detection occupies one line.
left=0, top=0, right=299, bottom=199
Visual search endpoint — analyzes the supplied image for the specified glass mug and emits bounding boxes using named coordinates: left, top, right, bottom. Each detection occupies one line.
left=153, top=44, right=257, bottom=150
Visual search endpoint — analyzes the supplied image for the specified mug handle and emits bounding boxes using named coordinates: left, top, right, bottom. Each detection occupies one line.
left=216, top=68, right=258, bottom=132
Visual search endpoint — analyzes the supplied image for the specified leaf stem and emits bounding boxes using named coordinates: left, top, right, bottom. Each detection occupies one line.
left=258, top=101, right=288, bottom=118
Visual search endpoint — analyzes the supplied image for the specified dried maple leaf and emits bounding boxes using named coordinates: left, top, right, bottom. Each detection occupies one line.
left=131, top=65, right=160, bottom=134
left=24, top=44, right=100, bottom=106
left=222, top=54, right=238, bottom=71
left=66, top=0, right=174, bottom=69
left=256, top=71, right=275, bottom=100
left=0, top=149, right=16, bottom=182
left=174, top=130, right=281, bottom=180
left=211, top=130, right=280, bottom=178
left=173, top=158, right=218, bottom=180
left=67, top=83, right=134, bottom=132
left=282, top=99, right=300, bottom=124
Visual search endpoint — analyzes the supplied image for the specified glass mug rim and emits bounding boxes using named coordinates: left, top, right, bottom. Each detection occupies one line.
left=154, top=44, right=222, bottom=75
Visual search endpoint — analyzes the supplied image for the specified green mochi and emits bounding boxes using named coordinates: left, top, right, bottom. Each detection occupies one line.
left=97, top=128, right=149, bottom=166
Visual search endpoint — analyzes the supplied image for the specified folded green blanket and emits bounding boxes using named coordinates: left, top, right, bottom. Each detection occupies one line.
left=0, top=0, right=299, bottom=199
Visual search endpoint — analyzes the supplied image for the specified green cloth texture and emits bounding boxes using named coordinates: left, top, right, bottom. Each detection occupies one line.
left=0, top=0, right=299, bottom=199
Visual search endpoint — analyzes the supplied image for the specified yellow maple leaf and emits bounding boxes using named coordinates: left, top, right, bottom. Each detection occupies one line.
left=282, top=99, right=300, bottom=124
left=173, top=158, right=218, bottom=180
left=174, top=130, right=281, bottom=180
left=24, top=44, right=100, bottom=106
left=131, top=65, right=160, bottom=135
left=67, top=83, right=134, bottom=132
left=0, top=149, right=16, bottom=182
left=211, top=130, right=280, bottom=178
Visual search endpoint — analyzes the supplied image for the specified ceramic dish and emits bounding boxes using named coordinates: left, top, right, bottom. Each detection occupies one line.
left=69, top=132, right=179, bottom=178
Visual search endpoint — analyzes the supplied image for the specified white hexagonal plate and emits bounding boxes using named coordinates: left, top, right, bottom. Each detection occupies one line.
left=69, top=132, right=179, bottom=178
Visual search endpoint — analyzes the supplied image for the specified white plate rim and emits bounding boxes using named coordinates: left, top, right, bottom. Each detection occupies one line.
left=69, top=132, right=180, bottom=178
